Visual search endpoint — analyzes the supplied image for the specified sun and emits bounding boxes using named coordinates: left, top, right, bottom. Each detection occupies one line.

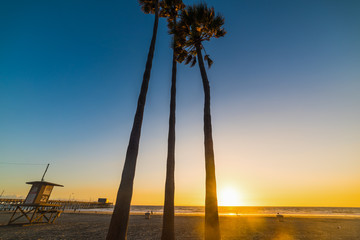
left=218, top=187, right=242, bottom=206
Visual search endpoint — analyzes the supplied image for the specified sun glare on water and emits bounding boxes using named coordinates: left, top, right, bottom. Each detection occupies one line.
left=218, top=187, right=242, bottom=206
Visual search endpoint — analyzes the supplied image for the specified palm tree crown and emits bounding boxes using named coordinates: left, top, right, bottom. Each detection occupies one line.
left=160, top=0, right=185, bottom=21
left=139, top=0, right=158, bottom=14
left=161, top=0, right=187, bottom=63
left=177, top=3, right=226, bottom=67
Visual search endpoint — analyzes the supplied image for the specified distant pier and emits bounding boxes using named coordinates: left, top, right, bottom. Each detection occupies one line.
left=0, top=198, right=113, bottom=211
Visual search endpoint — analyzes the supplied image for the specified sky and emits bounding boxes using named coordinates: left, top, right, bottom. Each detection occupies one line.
left=1, top=0, right=359, bottom=207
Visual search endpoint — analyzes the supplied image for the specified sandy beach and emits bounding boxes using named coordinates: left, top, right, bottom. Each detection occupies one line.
left=1, top=212, right=360, bottom=240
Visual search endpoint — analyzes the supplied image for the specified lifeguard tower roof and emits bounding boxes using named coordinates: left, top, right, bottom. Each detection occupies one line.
left=26, top=181, right=64, bottom=187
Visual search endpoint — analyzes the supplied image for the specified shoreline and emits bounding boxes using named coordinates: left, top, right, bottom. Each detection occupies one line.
left=63, top=210, right=360, bottom=219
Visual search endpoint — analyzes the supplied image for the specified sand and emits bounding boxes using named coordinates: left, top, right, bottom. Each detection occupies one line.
left=0, top=212, right=360, bottom=240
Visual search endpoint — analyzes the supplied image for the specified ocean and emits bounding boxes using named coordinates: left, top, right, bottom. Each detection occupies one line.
left=79, top=206, right=360, bottom=217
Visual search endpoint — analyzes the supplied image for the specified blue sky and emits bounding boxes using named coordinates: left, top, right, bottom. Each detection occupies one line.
left=1, top=0, right=359, bottom=206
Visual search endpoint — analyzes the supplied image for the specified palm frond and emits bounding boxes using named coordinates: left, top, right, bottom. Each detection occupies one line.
left=205, top=55, right=213, bottom=68
left=185, top=55, right=193, bottom=65
left=190, top=57, right=197, bottom=67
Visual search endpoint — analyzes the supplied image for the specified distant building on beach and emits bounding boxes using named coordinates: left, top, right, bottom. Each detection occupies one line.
left=98, top=198, right=108, bottom=204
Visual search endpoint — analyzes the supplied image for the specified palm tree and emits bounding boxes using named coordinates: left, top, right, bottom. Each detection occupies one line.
left=106, top=0, right=159, bottom=239
left=159, top=1, right=185, bottom=239
left=177, top=4, right=226, bottom=240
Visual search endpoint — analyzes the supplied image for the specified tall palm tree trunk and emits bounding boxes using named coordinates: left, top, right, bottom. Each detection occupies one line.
left=195, top=43, right=221, bottom=240
left=161, top=50, right=177, bottom=240
left=106, top=1, right=159, bottom=239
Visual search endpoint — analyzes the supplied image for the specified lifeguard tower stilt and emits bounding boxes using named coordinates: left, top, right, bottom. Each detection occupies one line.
left=8, top=164, right=64, bottom=225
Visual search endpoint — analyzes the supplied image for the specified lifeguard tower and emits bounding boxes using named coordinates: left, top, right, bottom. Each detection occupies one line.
left=8, top=164, right=64, bottom=225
